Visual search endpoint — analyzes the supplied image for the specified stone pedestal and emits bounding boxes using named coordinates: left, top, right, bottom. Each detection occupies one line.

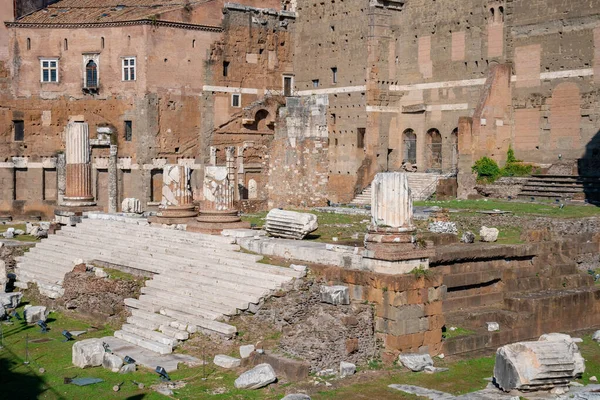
left=63, top=122, right=95, bottom=207
left=362, top=172, right=433, bottom=274
left=150, top=165, right=197, bottom=224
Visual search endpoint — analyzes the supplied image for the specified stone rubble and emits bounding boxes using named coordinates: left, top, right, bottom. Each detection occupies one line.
left=0, top=291, right=22, bottom=308
left=24, top=305, right=49, bottom=323
left=119, top=363, right=136, bottom=374
left=3, top=228, right=14, bottom=239
left=102, top=353, right=124, bottom=372
left=399, top=353, right=434, bottom=372
left=480, top=226, right=499, bottom=242
left=339, top=361, right=356, bottom=378
left=240, top=344, right=255, bottom=359
left=265, top=209, right=318, bottom=240
left=461, top=231, right=475, bottom=243
left=72, top=339, right=105, bottom=368
left=234, top=363, right=277, bottom=389
left=428, top=221, right=458, bottom=235
left=281, top=394, right=311, bottom=400
left=487, top=322, right=500, bottom=332
left=214, top=354, right=242, bottom=369
left=592, top=330, right=600, bottom=342
left=121, top=198, right=143, bottom=214
left=319, top=285, right=350, bottom=305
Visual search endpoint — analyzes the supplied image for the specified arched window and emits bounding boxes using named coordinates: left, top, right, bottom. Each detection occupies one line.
left=101, top=37, right=105, bottom=49
left=26, top=38, right=31, bottom=50
left=85, top=60, right=98, bottom=88
left=427, top=128, right=443, bottom=170
left=192, top=39, right=196, bottom=48
left=498, top=6, right=504, bottom=22
left=64, top=38, right=68, bottom=50
left=490, top=7, right=495, bottom=21
left=402, top=129, right=417, bottom=164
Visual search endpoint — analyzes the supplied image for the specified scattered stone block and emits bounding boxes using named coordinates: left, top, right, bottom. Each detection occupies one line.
left=316, top=369, right=335, bottom=377
left=0, top=292, right=23, bottom=308
left=290, top=264, right=307, bottom=274
left=14, top=229, right=24, bottom=235
left=120, top=363, right=136, bottom=374
left=479, top=226, right=499, bottom=242
left=121, top=198, right=142, bottom=214
left=461, top=231, right=475, bottom=243
left=590, top=376, right=597, bottom=382
left=265, top=209, right=318, bottom=240
left=40, top=222, right=51, bottom=231
left=103, top=353, right=124, bottom=372
left=494, top=334, right=584, bottom=391
left=3, top=228, right=14, bottom=239
left=281, top=394, right=311, bottom=400
left=423, top=366, right=449, bottom=374
left=94, top=268, right=108, bottom=278
left=0, top=260, right=6, bottom=291
left=214, top=354, right=241, bottom=369
left=24, top=305, right=48, bottom=323
left=487, top=322, right=499, bottom=332
left=319, top=285, right=350, bottom=305
left=234, top=363, right=277, bottom=389
left=240, top=345, right=255, bottom=359
left=339, top=361, right=356, bottom=378
left=72, top=339, right=105, bottom=368
left=399, top=353, right=434, bottom=372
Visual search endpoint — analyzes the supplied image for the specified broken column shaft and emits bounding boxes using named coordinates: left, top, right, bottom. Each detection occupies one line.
left=156, top=165, right=197, bottom=221
left=63, top=122, right=95, bottom=206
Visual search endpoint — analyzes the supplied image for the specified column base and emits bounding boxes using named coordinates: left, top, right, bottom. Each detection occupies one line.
left=62, top=196, right=96, bottom=207
left=364, top=226, right=434, bottom=262
left=186, top=209, right=250, bottom=235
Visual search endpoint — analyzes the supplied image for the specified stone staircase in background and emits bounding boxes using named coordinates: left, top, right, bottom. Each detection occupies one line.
left=518, top=175, right=600, bottom=203
left=349, top=173, right=446, bottom=207
left=15, top=215, right=303, bottom=355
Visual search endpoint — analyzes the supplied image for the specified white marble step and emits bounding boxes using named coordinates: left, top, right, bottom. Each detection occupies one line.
left=114, top=330, right=172, bottom=355
left=124, top=298, right=161, bottom=313
left=121, top=323, right=178, bottom=347
left=140, top=286, right=234, bottom=315
left=127, top=315, right=160, bottom=331
left=159, top=308, right=237, bottom=337
left=159, top=325, right=189, bottom=341
left=135, top=295, right=222, bottom=321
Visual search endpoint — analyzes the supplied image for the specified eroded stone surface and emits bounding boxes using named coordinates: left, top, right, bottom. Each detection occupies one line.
left=234, top=363, right=277, bottom=389
left=399, top=353, right=434, bottom=372
left=319, top=285, right=350, bottom=305
left=72, top=339, right=105, bottom=368
left=265, top=209, right=318, bottom=240
left=24, top=305, right=48, bottom=323
left=480, top=227, right=499, bottom=242
left=214, top=354, right=241, bottom=369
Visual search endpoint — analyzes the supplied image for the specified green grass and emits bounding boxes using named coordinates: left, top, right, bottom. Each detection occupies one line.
left=442, top=327, right=476, bottom=339
left=415, top=199, right=600, bottom=218
left=0, top=223, right=40, bottom=243
left=99, top=267, right=142, bottom=282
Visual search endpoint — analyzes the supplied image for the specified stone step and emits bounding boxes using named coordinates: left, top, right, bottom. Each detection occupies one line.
left=124, top=298, right=161, bottom=313
left=76, top=220, right=242, bottom=251
left=136, top=295, right=223, bottom=321
left=121, top=323, right=178, bottom=347
left=160, top=308, right=237, bottom=337
left=139, top=287, right=234, bottom=315
left=144, top=278, right=255, bottom=310
left=16, top=263, right=67, bottom=285
left=127, top=315, right=160, bottom=331
left=159, top=325, right=189, bottom=341
left=130, top=308, right=177, bottom=327
left=114, top=330, right=172, bottom=355
left=84, top=217, right=237, bottom=245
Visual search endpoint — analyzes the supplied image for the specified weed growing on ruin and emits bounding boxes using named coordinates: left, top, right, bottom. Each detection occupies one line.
left=410, top=266, right=430, bottom=279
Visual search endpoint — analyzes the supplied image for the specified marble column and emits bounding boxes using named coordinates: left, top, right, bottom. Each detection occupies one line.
left=371, top=172, right=414, bottom=230
left=157, top=165, right=196, bottom=219
left=56, top=152, right=66, bottom=206
left=108, top=145, right=118, bottom=214
left=63, top=122, right=95, bottom=206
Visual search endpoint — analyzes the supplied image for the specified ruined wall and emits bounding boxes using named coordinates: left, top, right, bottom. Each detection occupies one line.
left=267, top=95, right=329, bottom=208
left=293, top=0, right=369, bottom=203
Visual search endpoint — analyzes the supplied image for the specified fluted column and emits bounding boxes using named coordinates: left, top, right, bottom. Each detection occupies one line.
left=156, top=165, right=196, bottom=219
left=371, top=172, right=413, bottom=230
left=63, top=122, right=95, bottom=206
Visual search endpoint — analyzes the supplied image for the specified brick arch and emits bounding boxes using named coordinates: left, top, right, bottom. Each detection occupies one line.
left=550, top=82, right=581, bottom=151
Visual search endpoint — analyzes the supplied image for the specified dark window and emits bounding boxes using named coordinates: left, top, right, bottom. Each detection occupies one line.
left=101, top=37, right=105, bottom=49
left=85, top=60, right=98, bottom=88
left=26, top=38, right=30, bottom=50
left=64, top=38, right=68, bottom=50
left=13, top=120, right=24, bottom=141
left=232, top=94, right=240, bottom=107
left=357, top=128, right=366, bottom=149
left=312, top=79, right=319, bottom=88
left=124, top=120, right=132, bottom=142
left=332, top=67, right=337, bottom=83
left=283, top=76, right=293, bottom=96
left=223, top=61, right=230, bottom=77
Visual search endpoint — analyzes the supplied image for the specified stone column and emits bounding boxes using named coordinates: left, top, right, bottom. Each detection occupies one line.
left=56, top=153, right=66, bottom=206
left=156, top=165, right=196, bottom=221
left=108, top=145, right=118, bottom=214
left=63, top=122, right=95, bottom=206
left=371, top=172, right=413, bottom=230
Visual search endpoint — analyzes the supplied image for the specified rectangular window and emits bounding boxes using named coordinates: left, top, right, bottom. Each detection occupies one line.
left=312, top=79, right=319, bottom=88
left=40, top=59, right=58, bottom=83
left=124, top=120, right=132, bottom=142
left=122, top=57, right=136, bottom=81
left=223, top=61, right=230, bottom=77
left=232, top=93, right=241, bottom=107
left=13, top=120, right=24, bottom=141
left=331, top=67, right=337, bottom=84
left=283, top=75, right=293, bottom=97
left=357, top=128, right=366, bottom=149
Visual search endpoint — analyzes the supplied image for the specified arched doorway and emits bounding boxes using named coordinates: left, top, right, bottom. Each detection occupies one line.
left=402, top=129, right=417, bottom=164
left=450, top=128, right=458, bottom=173
left=427, top=128, right=442, bottom=171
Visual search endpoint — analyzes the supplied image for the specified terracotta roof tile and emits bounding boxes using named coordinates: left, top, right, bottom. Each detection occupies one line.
left=16, top=0, right=199, bottom=24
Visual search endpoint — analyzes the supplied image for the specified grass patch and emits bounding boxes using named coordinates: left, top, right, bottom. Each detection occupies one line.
left=99, top=267, right=140, bottom=282
left=0, top=223, right=40, bottom=243
left=442, top=326, right=476, bottom=339
left=416, top=199, right=600, bottom=218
